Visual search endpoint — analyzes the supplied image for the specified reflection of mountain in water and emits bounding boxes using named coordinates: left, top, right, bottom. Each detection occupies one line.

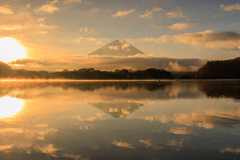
left=198, top=81, right=240, bottom=100
left=91, top=102, right=143, bottom=118
left=2, top=80, right=240, bottom=101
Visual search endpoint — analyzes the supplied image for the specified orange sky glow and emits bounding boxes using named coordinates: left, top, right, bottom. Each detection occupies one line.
left=0, top=0, right=240, bottom=71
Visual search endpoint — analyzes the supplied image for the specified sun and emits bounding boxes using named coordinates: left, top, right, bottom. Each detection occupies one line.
left=0, top=37, right=27, bottom=63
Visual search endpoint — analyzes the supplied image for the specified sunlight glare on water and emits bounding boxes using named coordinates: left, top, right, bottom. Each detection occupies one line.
left=0, top=96, right=24, bottom=118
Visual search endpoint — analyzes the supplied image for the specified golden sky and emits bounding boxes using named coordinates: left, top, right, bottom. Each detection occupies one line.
left=0, top=0, right=240, bottom=71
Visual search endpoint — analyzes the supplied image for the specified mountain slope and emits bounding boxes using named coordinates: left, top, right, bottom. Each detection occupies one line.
left=89, top=40, right=145, bottom=56
left=196, top=57, right=240, bottom=79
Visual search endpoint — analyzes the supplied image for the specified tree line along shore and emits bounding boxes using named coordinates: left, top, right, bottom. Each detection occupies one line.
left=0, top=57, right=239, bottom=79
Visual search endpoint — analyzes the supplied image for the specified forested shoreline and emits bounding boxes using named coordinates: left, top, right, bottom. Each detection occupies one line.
left=2, top=57, right=240, bottom=80
left=0, top=61, right=173, bottom=79
left=196, top=57, right=240, bottom=79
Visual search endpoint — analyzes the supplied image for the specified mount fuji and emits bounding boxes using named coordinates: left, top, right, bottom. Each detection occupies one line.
left=89, top=40, right=145, bottom=56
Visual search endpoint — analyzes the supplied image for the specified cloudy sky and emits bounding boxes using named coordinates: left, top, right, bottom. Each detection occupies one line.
left=0, top=0, right=240, bottom=71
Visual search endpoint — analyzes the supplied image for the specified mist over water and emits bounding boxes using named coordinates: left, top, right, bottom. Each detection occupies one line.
left=0, top=80, right=240, bottom=160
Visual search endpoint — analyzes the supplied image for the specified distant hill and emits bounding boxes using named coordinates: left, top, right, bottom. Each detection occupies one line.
left=196, top=57, right=240, bottom=79
left=89, top=40, right=145, bottom=56
left=0, top=61, right=12, bottom=77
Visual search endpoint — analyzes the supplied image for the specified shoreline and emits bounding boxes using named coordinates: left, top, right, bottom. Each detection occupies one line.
left=0, top=79, right=240, bottom=82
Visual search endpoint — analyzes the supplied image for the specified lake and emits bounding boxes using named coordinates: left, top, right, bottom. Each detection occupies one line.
left=0, top=80, right=240, bottom=160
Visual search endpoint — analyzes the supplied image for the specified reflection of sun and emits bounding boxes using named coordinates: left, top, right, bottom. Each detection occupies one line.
left=0, top=37, right=27, bottom=63
left=0, top=97, right=24, bottom=118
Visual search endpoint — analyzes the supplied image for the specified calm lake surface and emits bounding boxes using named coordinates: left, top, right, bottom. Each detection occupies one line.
left=0, top=80, right=240, bottom=160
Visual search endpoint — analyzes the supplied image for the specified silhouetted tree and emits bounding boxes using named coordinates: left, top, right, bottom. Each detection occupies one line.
left=196, top=57, right=240, bottom=79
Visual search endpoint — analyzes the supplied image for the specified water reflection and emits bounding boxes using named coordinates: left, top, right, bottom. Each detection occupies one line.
left=0, top=80, right=239, bottom=159
left=0, top=96, right=24, bottom=118
left=198, top=80, right=240, bottom=100
left=91, top=102, right=143, bottom=117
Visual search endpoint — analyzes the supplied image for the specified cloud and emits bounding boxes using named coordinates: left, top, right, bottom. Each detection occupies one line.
left=63, top=0, right=90, bottom=4
left=231, top=23, right=240, bottom=26
left=109, top=45, right=119, bottom=50
left=128, top=106, right=240, bottom=129
left=139, top=10, right=154, bottom=19
left=152, top=6, right=163, bottom=12
left=128, top=30, right=240, bottom=51
left=221, top=147, right=240, bottom=154
left=139, top=6, right=163, bottom=19
left=0, top=23, right=57, bottom=31
left=0, top=126, right=59, bottom=153
left=35, top=124, right=48, bottom=128
left=127, top=35, right=170, bottom=44
left=0, top=24, right=29, bottom=30
left=212, top=14, right=223, bottom=18
left=164, top=61, right=187, bottom=71
left=111, top=139, right=135, bottom=149
left=76, top=37, right=107, bottom=45
left=167, top=139, right=184, bottom=148
left=0, top=145, right=13, bottom=153
left=0, top=12, right=34, bottom=31
left=220, top=3, right=240, bottom=11
left=62, top=154, right=84, bottom=159
left=77, top=37, right=98, bottom=42
left=74, top=113, right=106, bottom=122
left=34, top=0, right=59, bottom=13
left=63, top=0, right=82, bottom=4
left=35, top=144, right=58, bottom=158
left=37, top=128, right=58, bottom=136
left=79, top=27, right=93, bottom=34
left=168, top=127, right=198, bottom=135
left=172, top=112, right=214, bottom=129
left=139, top=140, right=162, bottom=150
left=86, top=37, right=96, bottom=41
left=37, top=17, right=45, bottom=22
left=171, top=107, right=240, bottom=129
left=0, top=128, right=27, bottom=134
left=96, top=41, right=105, bottom=45
left=38, top=23, right=58, bottom=29
left=121, top=43, right=130, bottom=49
left=79, top=125, right=91, bottom=131
left=26, top=4, right=31, bottom=9
left=0, top=5, right=14, bottom=14
left=171, top=30, right=240, bottom=50
left=166, top=8, right=186, bottom=18
left=0, top=12, right=34, bottom=27
left=126, top=114, right=169, bottom=123
left=112, top=9, right=136, bottom=18
left=169, top=23, right=199, bottom=30
left=9, top=56, right=206, bottom=71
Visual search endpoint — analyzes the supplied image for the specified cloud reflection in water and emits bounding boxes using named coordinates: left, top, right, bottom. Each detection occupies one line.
left=0, top=81, right=239, bottom=159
